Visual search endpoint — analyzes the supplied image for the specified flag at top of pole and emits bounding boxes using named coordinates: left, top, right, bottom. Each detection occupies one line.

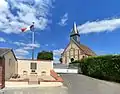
left=21, top=22, right=34, bottom=32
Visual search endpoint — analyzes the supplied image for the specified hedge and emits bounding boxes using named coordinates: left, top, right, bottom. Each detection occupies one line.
left=78, top=55, right=120, bottom=82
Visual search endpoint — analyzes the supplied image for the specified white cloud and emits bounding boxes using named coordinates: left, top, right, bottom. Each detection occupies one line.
left=77, top=18, right=120, bottom=34
left=13, top=41, right=40, bottom=48
left=23, top=47, right=33, bottom=50
left=53, top=57, right=60, bottom=63
left=13, top=41, right=40, bottom=58
left=53, top=48, right=64, bottom=63
left=27, top=43, right=40, bottom=48
left=14, top=48, right=29, bottom=56
left=16, top=55, right=26, bottom=59
left=58, top=13, right=68, bottom=26
left=53, top=48, right=64, bottom=56
left=0, top=37, right=6, bottom=42
left=13, top=42, right=26, bottom=46
left=11, top=40, right=40, bottom=58
left=0, top=0, right=54, bottom=34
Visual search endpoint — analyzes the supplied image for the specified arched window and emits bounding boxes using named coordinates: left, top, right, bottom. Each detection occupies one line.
left=71, top=58, right=74, bottom=62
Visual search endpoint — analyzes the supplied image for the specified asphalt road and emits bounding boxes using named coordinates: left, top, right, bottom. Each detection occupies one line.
left=61, top=74, right=120, bottom=94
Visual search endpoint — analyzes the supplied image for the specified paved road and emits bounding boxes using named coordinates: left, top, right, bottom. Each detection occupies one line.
left=61, top=74, right=120, bottom=94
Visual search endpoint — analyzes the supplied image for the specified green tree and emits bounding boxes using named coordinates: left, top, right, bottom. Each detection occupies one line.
left=37, top=51, right=53, bottom=60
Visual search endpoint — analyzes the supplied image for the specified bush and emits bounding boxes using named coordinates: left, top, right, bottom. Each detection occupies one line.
left=78, top=55, right=120, bottom=82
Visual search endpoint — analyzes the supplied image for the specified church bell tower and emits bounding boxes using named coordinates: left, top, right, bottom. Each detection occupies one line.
left=70, top=22, right=80, bottom=43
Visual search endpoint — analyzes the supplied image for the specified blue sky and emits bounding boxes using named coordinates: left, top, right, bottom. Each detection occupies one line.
left=1, top=0, right=120, bottom=63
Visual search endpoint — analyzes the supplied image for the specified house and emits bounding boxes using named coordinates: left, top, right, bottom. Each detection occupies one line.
left=0, top=48, right=17, bottom=88
left=0, top=48, right=17, bottom=80
left=61, top=23, right=96, bottom=64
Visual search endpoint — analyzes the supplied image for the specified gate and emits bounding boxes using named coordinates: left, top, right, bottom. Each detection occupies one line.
left=0, top=58, right=5, bottom=89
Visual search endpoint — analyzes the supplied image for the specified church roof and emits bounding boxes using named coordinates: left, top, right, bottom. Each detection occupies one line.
left=72, top=39, right=96, bottom=56
left=61, top=39, right=96, bottom=56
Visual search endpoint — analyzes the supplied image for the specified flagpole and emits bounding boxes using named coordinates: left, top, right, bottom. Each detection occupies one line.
left=32, top=22, right=35, bottom=60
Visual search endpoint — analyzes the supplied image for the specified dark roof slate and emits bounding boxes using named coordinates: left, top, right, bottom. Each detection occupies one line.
left=0, top=48, right=17, bottom=60
left=0, top=48, right=11, bottom=57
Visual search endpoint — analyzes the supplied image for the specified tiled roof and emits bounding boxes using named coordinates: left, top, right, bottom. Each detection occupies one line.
left=72, top=39, right=96, bottom=56
left=79, top=44, right=96, bottom=56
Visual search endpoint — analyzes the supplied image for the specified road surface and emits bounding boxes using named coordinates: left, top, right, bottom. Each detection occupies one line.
left=61, top=74, right=120, bottom=94
left=0, top=87, right=68, bottom=94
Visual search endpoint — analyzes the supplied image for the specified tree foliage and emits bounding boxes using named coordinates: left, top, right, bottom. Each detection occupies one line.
left=37, top=51, right=53, bottom=60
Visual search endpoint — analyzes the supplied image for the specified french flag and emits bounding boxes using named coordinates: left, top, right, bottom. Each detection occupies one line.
left=21, top=24, right=34, bottom=32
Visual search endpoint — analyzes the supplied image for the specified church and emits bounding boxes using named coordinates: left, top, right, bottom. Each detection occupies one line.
left=61, top=23, right=96, bottom=64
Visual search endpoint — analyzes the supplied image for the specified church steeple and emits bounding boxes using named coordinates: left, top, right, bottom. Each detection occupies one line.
left=70, top=22, right=80, bottom=43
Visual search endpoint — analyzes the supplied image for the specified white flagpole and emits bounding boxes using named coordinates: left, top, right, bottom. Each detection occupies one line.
left=32, top=22, right=35, bottom=60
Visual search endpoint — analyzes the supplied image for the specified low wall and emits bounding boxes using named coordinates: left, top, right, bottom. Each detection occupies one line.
left=54, top=69, right=78, bottom=73
left=5, top=81, right=28, bottom=87
left=40, top=82, right=63, bottom=87
left=50, top=70, right=64, bottom=82
left=5, top=81, right=63, bottom=88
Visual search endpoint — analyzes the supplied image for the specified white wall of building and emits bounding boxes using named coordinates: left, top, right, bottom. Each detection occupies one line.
left=17, top=59, right=53, bottom=76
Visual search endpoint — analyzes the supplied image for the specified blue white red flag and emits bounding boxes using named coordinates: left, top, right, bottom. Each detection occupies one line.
left=21, top=24, right=34, bottom=32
